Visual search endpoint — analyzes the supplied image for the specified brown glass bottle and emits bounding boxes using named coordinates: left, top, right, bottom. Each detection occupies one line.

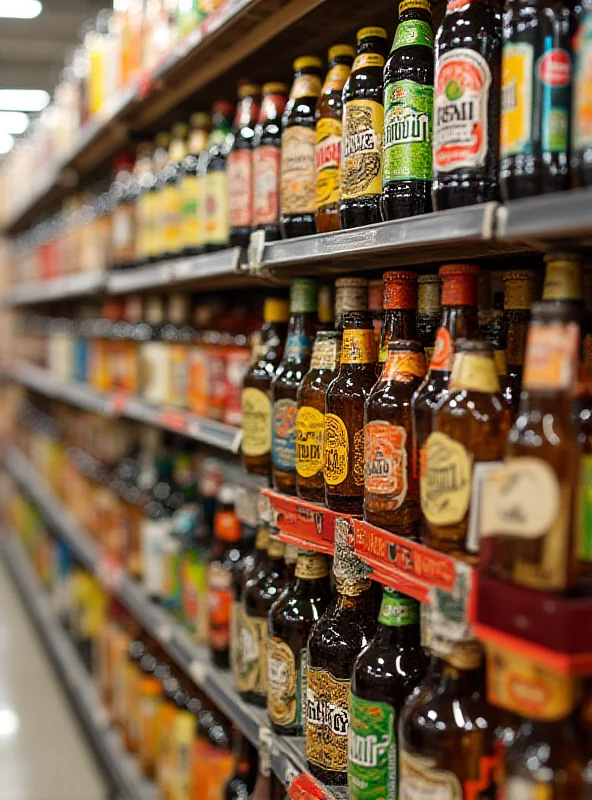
left=295, top=330, right=342, bottom=503
left=228, top=82, right=261, bottom=249
left=340, top=27, right=389, bottom=229
left=348, top=589, right=428, bottom=800
left=306, top=576, right=377, bottom=785
left=317, top=283, right=335, bottom=330
left=542, top=251, right=586, bottom=333
left=334, top=277, right=368, bottom=330
left=315, top=44, right=355, bottom=233
left=242, top=298, right=290, bottom=477
left=253, top=83, right=289, bottom=242
left=432, top=0, right=503, bottom=210
left=480, top=301, right=580, bottom=592
left=271, top=279, right=318, bottom=495
left=268, top=550, right=332, bottom=736
left=224, top=731, right=258, bottom=799
left=399, top=641, right=498, bottom=797
left=325, top=311, right=377, bottom=514
left=280, top=57, right=323, bottom=239
left=379, top=271, right=420, bottom=364
left=417, top=274, right=442, bottom=362
left=368, top=279, right=384, bottom=350
left=422, top=340, right=512, bottom=560
left=364, top=340, right=427, bottom=536
left=500, top=269, right=542, bottom=413
left=238, top=535, right=288, bottom=707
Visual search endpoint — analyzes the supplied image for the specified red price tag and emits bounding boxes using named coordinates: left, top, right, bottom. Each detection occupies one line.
left=159, top=409, right=187, bottom=432
left=288, top=775, right=330, bottom=800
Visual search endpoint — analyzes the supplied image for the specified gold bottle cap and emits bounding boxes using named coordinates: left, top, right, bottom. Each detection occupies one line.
left=262, top=82, right=289, bottom=95
left=264, top=298, right=290, bottom=324
left=328, top=43, right=356, bottom=60
left=154, top=131, right=170, bottom=147
left=357, top=26, right=388, bottom=40
left=171, top=122, right=189, bottom=138
left=190, top=111, right=211, bottom=128
left=293, top=55, right=323, bottom=72
left=238, top=83, right=261, bottom=98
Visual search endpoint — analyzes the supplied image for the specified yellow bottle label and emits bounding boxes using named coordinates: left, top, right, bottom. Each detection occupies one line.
left=162, top=184, right=182, bottom=251
left=181, top=174, right=202, bottom=249
left=294, top=552, right=331, bottom=579
left=501, top=43, right=534, bottom=158
left=234, top=614, right=268, bottom=696
left=305, top=667, right=350, bottom=772
left=543, top=260, right=584, bottom=301
left=316, top=117, right=342, bottom=209
left=296, top=405, right=325, bottom=478
left=420, top=432, right=473, bottom=526
left=281, top=126, right=317, bottom=215
left=324, top=413, right=349, bottom=486
left=323, top=64, right=351, bottom=92
left=205, top=170, right=229, bottom=245
left=494, top=349, right=507, bottom=377
left=449, top=352, right=501, bottom=393
left=341, top=98, right=383, bottom=199
left=352, top=53, right=385, bottom=71
left=341, top=329, right=376, bottom=364
left=173, top=709, right=196, bottom=800
left=400, top=751, right=463, bottom=798
left=242, top=387, right=272, bottom=457
left=268, top=638, right=299, bottom=727
left=290, top=74, right=322, bottom=99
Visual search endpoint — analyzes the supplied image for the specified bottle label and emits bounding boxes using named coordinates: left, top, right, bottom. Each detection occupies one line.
left=242, top=387, right=272, bottom=457
left=506, top=779, right=553, bottom=800
left=235, top=613, right=268, bottom=696
left=380, top=351, right=426, bottom=379
left=352, top=53, right=386, bottom=71
left=341, top=99, right=384, bottom=199
left=227, top=149, right=253, bottom=227
left=296, top=405, right=325, bottom=478
left=579, top=454, right=592, bottom=562
left=364, top=421, right=408, bottom=506
left=272, top=398, right=298, bottom=471
left=341, top=329, right=376, bottom=364
left=434, top=48, right=491, bottom=173
left=378, top=589, right=419, bottom=626
left=494, top=349, right=507, bottom=377
left=268, top=638, right=299, bottom=727
left=285, top=331, right=313, bottom=360
left=281, top=126, right=316, bottom=215
left=253, top=145, right=281, bottom=226
left=420, top=432, right=473, bottom=526
left=391, top=19, right=433, bottom=52
left=294, top=552, right=331, bottom=579
left=522, top=322, right=579, bottom=391
left=306, top=667, right=350, bottom=773
left=449, top=352, right=500, bottom=393
left=573, top=15, right=592, bottom=150
left=181, top=174, right=203, bottom=249
left=208, top=563, right=232, bottom=651
left=323, top=64, right=351, bottom=92
left=205, top=170, right=229, bottom=245
left=310, top=336, right=341, bottom=370
left=290, top=74, right=322, bottom=99
left=429, top=327, right=453, bottom=372
left=316, top=117, right=342, bottom=209
left=112, top=204, right=135, bottom=255
left=324, top=413, right=350, bottom=486
left=348, top=692, right=396, bottom=800
left=543, top=261, right=583, bottom=301
left=161, top=184, right=182, bottom=250
left=400, top=750, right=498, bottom=798
left=501, top=42, right=534, bottom=157
left=291, top=279, right=318, bottom=313
left=383, top=78, right=433, bottom=183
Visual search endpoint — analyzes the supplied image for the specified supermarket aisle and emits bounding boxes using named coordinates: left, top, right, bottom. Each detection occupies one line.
left=0, top=559, right=109, bottom=800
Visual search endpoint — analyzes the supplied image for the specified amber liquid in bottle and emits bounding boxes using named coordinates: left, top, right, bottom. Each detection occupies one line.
left=228, top=83, right=261, bottom=249
left=379, top=270, right=420, bottom=365
left=295, top=330, right=341, bottom=503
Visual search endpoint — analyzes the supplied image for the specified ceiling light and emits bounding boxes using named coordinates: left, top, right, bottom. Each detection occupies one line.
left=0, top=112, right=29, bottom=135
left=0, top=133, right=15, bottom=155
left=0, top=90, right=50, bottom=112
left=0, top=1, right=42, bottom=19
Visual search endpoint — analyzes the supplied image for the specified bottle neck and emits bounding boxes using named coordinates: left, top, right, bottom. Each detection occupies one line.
left=340, top=328, right=376, bottom=367
left=449, top=351, right=500, bottom=393
left=380, top=349, right=426, bottom=383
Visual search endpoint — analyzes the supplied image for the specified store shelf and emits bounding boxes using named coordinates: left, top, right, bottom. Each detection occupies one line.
left=496, top=186, right=592, bottom=247
left=3, top=271, right=107, bottom=308
left=11, top=362, right=243, bottom=453
left=1, top=531, right=155, bottom=800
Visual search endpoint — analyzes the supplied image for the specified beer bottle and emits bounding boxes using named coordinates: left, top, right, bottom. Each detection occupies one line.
left=325, top=310, right=377, bottom=514
left=271, top=279, right=318, bottom=495
left=500, top=269, right=542, bottom=413
left=317, top=283, right=335, bottom=330
left=334, top=277, right=369, bottom=330
left=315, top=44, right=355, bottom=233
left=131, top=142, right=154, bottom=267
left=181, top=112, right=211, bottom=256
left=500, top=0, right=573, bottom=201
left=543, top=251, right=585, bottom=328
left=204, top=100, right=234, bottom=252
left=280, top=56, right=323, bottom=239
left=349, top=589, right=427, bottom=800
left=238, top=535, right=288, bottom=707
left=138, top=295, right=168, bottom=406
left=160, top=122, right=188, bottom=259
left=364, top=340, right=427, bottom=535
left=306, top=574, right=376, bottom=785
left=228, top=82, right=261, bottom=249
left=137, top=133, right=169, bottom=263
left=480, top=301, right=580, bottom=592
left=253, top=83, right=288, bottom=242
left=572, top=6, right=592, bottom=188
left=433, top=0, right=503, bottom=210
left=224, top=731, right=258, bottom=799
left=399, top=640, right=498, bottom=797
left=109, top=152, right=136, bottom=270
left=242, top=298, right=290, bottom=478
left=368, top=279, right=384, bottom=350
left=417, top=274, right=442, bottom=362
left=379, top=270, right=420, bottom=365
left=295, top=330, right=342, bottom=503
left=340, top=27, right=389, bottom=229
left=267, top=549, right=332, bottom=736
left=381, top=0, right=434, bottom=220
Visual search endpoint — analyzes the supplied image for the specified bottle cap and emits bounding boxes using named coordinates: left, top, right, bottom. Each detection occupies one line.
left=264, top=297, right=290, bottom=323
left=357, top=26, right=388, bottom=40
left=328, top=43, right=356, bottom=60
left=293, top=55, right=323, bottom=72
left=171, top=122, right=189, bottom=138
left=212, top=100, right=234, bottom=117
left=154, top=131, right=170, bottom=147
left=262, top=82, right=289, bottom=95
left=237, top=83, right=261, bottom=98
left=383, top=270, right=418, bottom=310
left=190, top=111, right=211, bottom=128
left=439, top=263, right=480, bottom=306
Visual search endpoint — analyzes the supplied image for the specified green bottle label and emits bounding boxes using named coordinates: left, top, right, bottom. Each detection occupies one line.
left=391, top=19, right=433, bottom=52
left=348, top=691, right=396, bottom=800
left=378, top=588, right=420, bottom=626
left=290, top=279, right=318, bottom=313
left=383, top=79, right=433, bottom=183
left=580, top=454, right=592, bottom=562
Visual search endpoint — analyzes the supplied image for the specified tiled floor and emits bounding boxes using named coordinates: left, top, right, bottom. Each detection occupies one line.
left=0, top=559, right=108, bottom=800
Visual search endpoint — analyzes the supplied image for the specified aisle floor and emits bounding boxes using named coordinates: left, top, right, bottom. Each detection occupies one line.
left=0, top=559, right=109, bottom=800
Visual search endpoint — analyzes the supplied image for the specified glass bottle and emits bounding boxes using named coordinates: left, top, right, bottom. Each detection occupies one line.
left=306, top=575, right=377, bottom=786
left=317, top=283, right=335, bottom=330
left=271, top=279, right=318, bottom=495
left=268, top=550, right=332, bottom=736
left=160, top=122, right=188, bottom=259
left=296, top=330, right=342, bottom=503
left=500, top=0, right=573, bottom=201
left=340, top=27, right=389, bottom=229
left=432, top=0, right=503, bottom=210
left=542, top=251, right=585, bottom=331
left=379, top=270, right=420, bottom=365
left=132, top=141, right=155, bottom=267
left=417, top=274, right=442, bottom=362
left=381, top=0, right=434, bottom=220
left=364, top=339, right=427, bottom=536
left=138, top=295, right=168, bottom=406
left=368, top=279, right=384, bottom=351
left=138, top=133, right=169, bottom=263
left=572, top=5, right=592, bottom=188
left=422, top=340, right=512, bottom=560
left=252, top=82, right=289, bottom=242
left=280, top=56, right=323, bottom=239
left=315, top=44, right=355, bottom=233
left=181, top=111, right=211, bottom=256
left=334, top=277, right=369, bottom=331
left=242, top=298, right=289, bottom=478
left=109, top=151, right=137, bottom=270
left=349, top=589, right=428, bottom=800
left=204, top=100, right=234, bottom=252
left=325, top=310, right=377, bottom=514
left=480, top=301, right=580, bottom=592
left=224, top=731, right=258, bottom=799
left=228, top=82, right=261, bottom=249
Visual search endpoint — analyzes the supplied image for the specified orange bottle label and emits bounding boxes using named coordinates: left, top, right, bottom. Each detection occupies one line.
left=429, top=327, right=453, bottom=371
left=188, top=346, right=209, bottom=416
left=364, top=421, right=408, bottom=505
